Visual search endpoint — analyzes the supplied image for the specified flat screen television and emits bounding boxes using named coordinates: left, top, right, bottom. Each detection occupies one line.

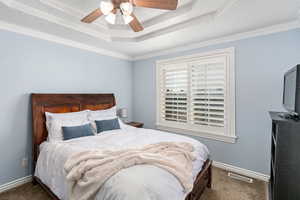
left=283, top=65, right=300, bottom=117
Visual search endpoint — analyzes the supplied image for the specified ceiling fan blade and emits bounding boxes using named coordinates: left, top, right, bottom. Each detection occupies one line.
left=129, top=14, right=144, bottom=32
left=81, top=8, right=103, bottom=23
left=132, top=0, right=178, bottom=10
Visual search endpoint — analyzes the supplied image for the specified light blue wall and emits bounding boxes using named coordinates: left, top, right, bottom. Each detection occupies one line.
left=0, top=30, right=133, bottom=185
left=0, top=28, right=299, bottom=186
left=132, top=29, right=300, bottom=175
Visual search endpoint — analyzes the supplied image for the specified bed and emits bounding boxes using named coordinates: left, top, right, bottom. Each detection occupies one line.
left=31, top=93, right=212, bottom=200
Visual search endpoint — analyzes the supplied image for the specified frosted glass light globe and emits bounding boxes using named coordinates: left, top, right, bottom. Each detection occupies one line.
left=100, top=1, right=114, bottom=15
left=120, top=2, right=133, bottom=16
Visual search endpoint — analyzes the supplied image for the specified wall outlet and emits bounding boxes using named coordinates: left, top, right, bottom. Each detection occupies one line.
left=21, top=158, right=28, bottom=168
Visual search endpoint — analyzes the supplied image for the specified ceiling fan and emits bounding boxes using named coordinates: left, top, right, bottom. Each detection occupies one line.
left=81, top=0, right=178, bottom=32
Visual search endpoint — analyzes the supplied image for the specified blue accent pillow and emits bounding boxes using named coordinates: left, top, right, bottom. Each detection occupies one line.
left=95, top=118, right=120, bottom=133
left=62, top=124, right=94, bottom=141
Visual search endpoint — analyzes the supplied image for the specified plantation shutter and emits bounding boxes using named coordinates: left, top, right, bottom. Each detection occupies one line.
left=156, top=48, right=235, bottom=142
left=190, top=60, right=226, bottom=131
left=160, top=65, right=188, bottom=123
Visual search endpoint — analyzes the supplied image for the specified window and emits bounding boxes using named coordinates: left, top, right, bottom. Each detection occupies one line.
left=156, top=48, right=236, bottom=143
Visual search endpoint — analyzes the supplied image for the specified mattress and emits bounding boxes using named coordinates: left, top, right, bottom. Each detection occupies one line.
left=35, top=126, right=209, bottom=200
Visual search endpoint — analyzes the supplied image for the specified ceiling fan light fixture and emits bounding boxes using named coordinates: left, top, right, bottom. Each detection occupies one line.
left=100, top=1, right=114, bottom=15
left=123, top=15, right=134, bottom=24
left=83, top=0, right=179, bottom=32
left=105, top=12, right=116, bottom=24
left=120, top=2, right=133, bottom=16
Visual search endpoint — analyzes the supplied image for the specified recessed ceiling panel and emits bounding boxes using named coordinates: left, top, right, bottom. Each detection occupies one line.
left=0, top=0, right=299, bottom=59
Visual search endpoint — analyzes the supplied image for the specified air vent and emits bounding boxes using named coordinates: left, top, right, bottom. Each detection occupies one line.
left=228, top=172, right=253, bottom=183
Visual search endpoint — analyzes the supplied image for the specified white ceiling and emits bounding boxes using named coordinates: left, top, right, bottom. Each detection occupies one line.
left=0, top=0, right=299, bottom=60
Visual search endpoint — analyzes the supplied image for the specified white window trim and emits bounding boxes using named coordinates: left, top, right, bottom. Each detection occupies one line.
left=156, top=47, right=236, bottom=143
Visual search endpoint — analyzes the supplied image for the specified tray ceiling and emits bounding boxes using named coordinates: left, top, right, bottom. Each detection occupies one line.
left=0, top=0, right=299, bottom=59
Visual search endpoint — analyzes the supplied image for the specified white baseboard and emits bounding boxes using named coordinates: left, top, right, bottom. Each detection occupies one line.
left=213, top=161, right=270, bottom=182
left=0, top=175, right=32, bottom=194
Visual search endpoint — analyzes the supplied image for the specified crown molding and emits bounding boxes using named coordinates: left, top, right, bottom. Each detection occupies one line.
left=133, top=20, right=300, bottom=60
left=0, top=0, right=298, bottom=61
left=0, top=19, right=298, bottom=62
left=0, top=20, right=132, bottom=60
left=0, top=18, right=298, bottom=62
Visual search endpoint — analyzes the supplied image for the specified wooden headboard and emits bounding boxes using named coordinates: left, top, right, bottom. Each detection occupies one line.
left=31, top=93, right=116, bottom=171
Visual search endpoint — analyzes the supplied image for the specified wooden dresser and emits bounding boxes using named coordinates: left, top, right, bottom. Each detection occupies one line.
left=269, top=112, right=300, bottom=200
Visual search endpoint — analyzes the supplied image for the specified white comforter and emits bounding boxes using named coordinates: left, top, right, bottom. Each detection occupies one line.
left=35, top=127, right=209, bottom=200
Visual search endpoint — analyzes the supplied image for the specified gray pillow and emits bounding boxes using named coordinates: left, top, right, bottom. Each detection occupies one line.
left=95, top=118, right=120, bottom=133
left=62, top=123, right=94, bottom=140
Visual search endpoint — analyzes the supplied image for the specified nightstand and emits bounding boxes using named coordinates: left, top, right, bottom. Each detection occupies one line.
left=126, top=122, right=144, bottom=128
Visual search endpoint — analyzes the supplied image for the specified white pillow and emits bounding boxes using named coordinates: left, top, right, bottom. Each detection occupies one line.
left=88, top=106, right=117, bottom=121
left=45, top=110, right=90, bottom=142
left=88, top=106, right=116, bottom=132
left=87, top=106, right=134, bottom=133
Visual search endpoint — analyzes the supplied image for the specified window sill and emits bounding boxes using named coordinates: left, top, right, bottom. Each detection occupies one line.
left=156, top=125, right=237, bottom=144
